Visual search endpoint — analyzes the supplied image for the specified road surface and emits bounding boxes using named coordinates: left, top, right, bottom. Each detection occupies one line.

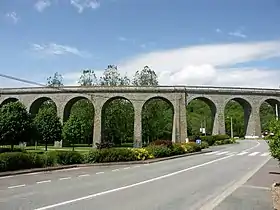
left=0, top=140, right=271, bottom=210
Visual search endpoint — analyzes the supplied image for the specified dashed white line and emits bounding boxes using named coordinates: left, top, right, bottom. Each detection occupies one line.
left=37, top=180, right=51, bottom=184
left=59, top=177, right=71, bottom=181
left=96, top=172, right=104, bottom=175
left=0, top=175, right=14, bottom=180
left=112, top=169, right=120, bottom=172
left=133, top=165, right=140, bottom=168
left=123, top=167, right=130, bottom=170
left=78, top=174, right=90, bottom=178
left=261, top=152, right=270, bottom=157
left=237, top=151, right=248, bottom=156
left=8, top=184, right=26, bottom=189
left=248, top=152, right=260, bottom=156
left=205, top=151, right=219, bottom=155
left=216, top=151, right=229, bottom=156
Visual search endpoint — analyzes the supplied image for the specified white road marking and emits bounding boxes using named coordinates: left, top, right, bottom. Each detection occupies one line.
left=34, top=155, right=234, bottom=210
left=123, top=167, right=130, bottom=170
left=59, top=177, right=71, bottom=181
left=96, top=172, right=104, bottom=175
left=243, top=141, right=260, bottom=152
left=36, top=180, right=51, bottom=184
left=215, top=151, right=229, bottom=156
left=112, top=169, right=120, bottom=172
left=133, top=165, right=141, bottom=168
left=248, top=152, right=260, bottom=156
left=261, top=152, right=270, bottom=157
left=237, top=151, right=248, bottom=156
left=78, top=174, right=90, bottom=178
left=0, top=175, right=14, bottom=180
left=8, top=184, right=26, bottom=189
left=205, top=151, right=219, bottom=155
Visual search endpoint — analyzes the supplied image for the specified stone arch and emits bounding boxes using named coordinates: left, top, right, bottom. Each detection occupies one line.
left=29, top=97, right=57, bottom=116
left=101, top=96, right=134, bottom=146
left=63, top=96, right=94, bottom=122
left=187, top=97, right=217, bottom=136
left=0, top=97, right=19, bottom=107
left=141, top=96, right=174, bottom=144
left=258, top=98, right=280, bottom=132
left=224, top=97, right=252, bottom=137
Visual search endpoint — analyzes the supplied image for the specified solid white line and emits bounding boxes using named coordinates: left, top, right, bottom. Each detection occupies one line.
left=215, top=151, right=229, bottom=156
left=123, top=167, right=130, bottom=170
left=78, top=174, right=90, bottom=178
left=34, top=155, right=234, bottom=210
left=96, top=172, right=104, bottom=175
left=112, top=169, right=120, bottom=172
left=0, top=175, right=14, bottom=180
left=36, top=180, right=51, bottom=184
left=59, top=177, right=71, bottom=181
left=199, top=156, right=271, bottom=210
left=8, top=184, right=26, bottom=189
left=237, top=151, right=248, bottom=156
left=248, top=152, right=260, bottom=156
left=261, top=152, right=270, bottom=157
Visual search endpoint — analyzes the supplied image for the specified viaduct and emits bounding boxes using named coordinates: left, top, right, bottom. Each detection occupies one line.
left=1, top=86, right=280, bottom=147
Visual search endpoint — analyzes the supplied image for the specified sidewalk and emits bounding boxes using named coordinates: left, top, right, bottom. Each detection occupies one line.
left=214, top=158, right=280, bottom=210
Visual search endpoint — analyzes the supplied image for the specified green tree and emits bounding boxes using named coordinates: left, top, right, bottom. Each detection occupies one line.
left=0, top=102, right=33, bottom=150
left=33, top=107, right=62, bottom=151
left=100, top=65, right=123, bottom=86
left=62, top=115, right=87, bottom=150
left=47, top=72, right=63, bottom=87
left=133, top=66, right=158, bottom=86
left=78, top=69, right=98, bottom=86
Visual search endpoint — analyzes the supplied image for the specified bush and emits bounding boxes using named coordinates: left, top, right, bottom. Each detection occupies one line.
left=181, top=142, right=201, bottom=153
left=171, top=143, right=185, bottom=155
left=200, top=141, right=209, bottom=149
left=48, top=151, right=83, bottom=165
left=149, top=140, right=173, bottom=148
left=96, top=142, right=114, bottom=149
left=146, top=145, right=172, bottom=158
left=0, top=152, right=46, bottom=172
left=200, top=136, right=215, bottom=146
left=213, top=134, right=230, bottom=141
left=268, top=120, right=280, bottom=161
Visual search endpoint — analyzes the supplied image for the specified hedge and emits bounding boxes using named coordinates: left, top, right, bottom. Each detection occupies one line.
left=0, top=142, right=205, bottom=172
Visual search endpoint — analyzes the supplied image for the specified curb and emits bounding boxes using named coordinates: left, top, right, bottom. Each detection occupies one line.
left=0, top=150, right=212, bottom=177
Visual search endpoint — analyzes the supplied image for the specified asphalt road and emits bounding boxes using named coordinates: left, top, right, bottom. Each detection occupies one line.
left=0, top=140, right=271, bottom=210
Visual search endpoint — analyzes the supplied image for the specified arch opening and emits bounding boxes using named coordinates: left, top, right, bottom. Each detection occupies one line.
left=187, top=97, right=216, bottom=136
left=259, top=99, right=280, bottom=134
left=63, top=97, right=94, bottom=146
left=0, top=98, right=18, bottom=107
left=29, top=97, right=57, bottom=117
left=101, top=97, right=134, bottom=147
left=141, top=96, right=174, bottom=145
left=224, top=98, right=251, bottom=138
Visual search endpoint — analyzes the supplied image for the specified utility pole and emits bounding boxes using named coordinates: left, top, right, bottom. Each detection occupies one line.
left=276, top=104, right=279, bottom=121
left=230, top=117, right=233, bottom=139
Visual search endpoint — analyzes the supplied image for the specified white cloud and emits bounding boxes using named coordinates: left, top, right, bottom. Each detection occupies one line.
left=30, top=43, right=91, bottom=58
left=5, top=12, right=19, bottom=24
left=228, top=30, right=247, bottom=39
left=70, top=0, right=100, bottom=13
left=118, top=36, right=127, bottom=41
left=34, top=0, right=51, bottom=12
left=117, top=40, right=280, bottom=88
left=216, top=28, right=222, bottom=33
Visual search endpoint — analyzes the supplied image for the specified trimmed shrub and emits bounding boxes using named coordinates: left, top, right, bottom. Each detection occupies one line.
left=48, top=151, right=83, bottom=165
left=0, top=152, right=45, bottom=172
left=149, top=140, right=173, bottom=148
left=181, top=142, right=201, bottom=153
left=200, top=141, right=209, bottom=149
left=0, top=147, right=25, bottom=153
left=146, top=145, right=172, bottom=158
left=171, top=143, right=185, bottom=156
left=200, top=136, right=215, bottom=146
left=213, top=134, right=230, bottom=141
left=96, top=142, right=114, bottom=149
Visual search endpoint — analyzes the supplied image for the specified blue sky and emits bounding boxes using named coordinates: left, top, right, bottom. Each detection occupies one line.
left=1, top=0, right=280, bottom=88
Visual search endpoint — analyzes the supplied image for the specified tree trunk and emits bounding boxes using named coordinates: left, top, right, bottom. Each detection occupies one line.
left=11, top=144, right=14, bottom=151
left=45, top=141, right=48, bottom=151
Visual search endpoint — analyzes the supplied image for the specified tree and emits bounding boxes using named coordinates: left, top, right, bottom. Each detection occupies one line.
left=33, top=107, right=62, bottom=151
left=133, top=66, right=158, bottom=86
left=0, top=102, right=33, bottom=150
left=78, top=69, right=98, bottom=86
left=100, top=65, right=123, bottom=86
left=47, top=72, right=63, bottom=87
left=62, top=115, right=87, bottom=150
